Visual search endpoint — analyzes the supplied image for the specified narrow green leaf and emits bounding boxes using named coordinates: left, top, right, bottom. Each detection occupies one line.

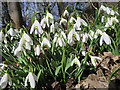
left=55, top=65, right=61, bottom=76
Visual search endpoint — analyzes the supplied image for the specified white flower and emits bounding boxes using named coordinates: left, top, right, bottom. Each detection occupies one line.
left=35, top=45, right=40, bottom=56
left=69, top=17, right=76, bottom=23
left=60, top=18, right=67, bottom=25
left=63, top=10, right=69, bottom=17
left=106, top=7, right=111, bottom=14
left=100, top=32, right=111, bottom=46
left=14, top=46, right=26, bottom=56
left=41, top=38, right=51, bottom=48
left=81, top=46, right=86, bottom=56
left=19, top=33, right=33, bottom=49
left=71, top=57, right=81, bottom=67
left=95, top=29, right=103, bottom=35
left=111, top=10, right=115, bottom=15
left=0, top=31, right=4, bottom=42
left=25, top=72, right=38, bottom=88
left=53, top=32, right=66, bottom=47
left=98, top=5, right=105, bottom=15
left=0, top=63, right=7, bottom=70
left=80, top=18, right=88, bottom=27
left=68, top=29, right=80, bottom=44
left=30, top=20, right=43, bottom=35
left=80, top=32, right=88, bottom=42
left=7, top=28, right=15, bottom=36
left=46, top=12, right=54, bottom=27
left=50, top=23, right=55, bottom=33
left=0, top=73, right=12, bottom=89
left=91, top=56, right=102, bottom=66
left=41, top=17, right=47, bottom=29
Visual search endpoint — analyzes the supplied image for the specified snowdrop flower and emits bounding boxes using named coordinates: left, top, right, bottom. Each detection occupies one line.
left=60, top=18, right=67, bottom=25
left=69, top=17, right=76, bottom=23
left=111, top=10, right=115, bottom=15
left=14, top=46, right=26, bottom=56
left=63, top=10, right=69, bottom=17
left=30, top=20, right=43, bottom=35
left=90, top=56, right=102, bottom=66
left=25, top=72, right=38, bottom=88
left=0, top=73, right=12, bottom=89
left=46, top=12, right=54, bottom=27
left=81, top=46, right=86, bottom=56
left=74, top=17, right=81, bottom=30
left=53, top=31, right=66, bottom=47
left=0, top=31, right=4, bottom=42
left=19, top=33, right=33, bottom=49
left=35, top=45, right=40, bottom=56
left=106, top=7, right=111, bottom=14
left=111, top=16, right=119, bottom=23
left=41, top=17, right=47, bottom=29
left=80, top=18, right=88, bottom=27
left=7, top=28, right=17, bottom=37
left=68, top=29, right=80, bottom=44
left=71, top=57, right=81, bottom=67
left=50, top=23, right=55, bottom=33
left=100, top=32, right=111, bottom=46
left=0, top=63, right=7, bottom=70
left=95, top=29, right=103, bottom=35
left=41, top=38, right=51, bottom=48
left=80, top=32, right=88, bottom=42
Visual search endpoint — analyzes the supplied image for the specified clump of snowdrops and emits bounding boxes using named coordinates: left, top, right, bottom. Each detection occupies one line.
left=0, top=4, right=119, bottom=89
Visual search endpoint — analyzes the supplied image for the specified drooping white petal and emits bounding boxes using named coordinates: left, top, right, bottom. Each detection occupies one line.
left=100, top=35, right=103, bottom=46
left=106, top=7, right=110, bottom=14
left=103, top=32, right=111, bottom=45
left=69, top=17, right=76, bottom=23
left=82, top=50, right=86, bottom=56
left=58, top=38, right=62, bottom=47
left=25, top=42, right=31, bottom=50
left=41, top=17, right=46, bottom=29
left=33, top=73, right=38, bottom=82
left=0, top=32, right=4, bottom=42
left=76, top=17, right=81, bottom=28
left=53, top=33, right=58, bottom=43
left=19, top=37, right=25, bottom=47
left=23, top=33, right=31, bottom=42
left=63, top=10, right=69, bottom=16
left=111, top=10, right=115, bottom=15
left=25, top=74, right=29, bottom=86
left=91, top=56, right=102, bottom=66
left=91, top=56, right=97, bottom=66
left=61, top=31, right=66, bottom=40
left=0, top=63, right=7, bottom=70
left=0, top=73, right=8, bottom=89
left=101, top=16, right=105, bottom=22
left=50, top=23, right=55, bottom=33
left=71, top=57, right=80, bottom=67
left=29, top=72, right=36, bottom=88
left=75, top=32, right=80, bottom=41
left=80, top=18, right=88, bottom=27
left=60, top=18, right=67, bottom=25
left=35, top=45, right=40, bottom=56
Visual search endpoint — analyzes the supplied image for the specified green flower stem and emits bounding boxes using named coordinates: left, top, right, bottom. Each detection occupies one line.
left=45, top=54, right=56, bottom=81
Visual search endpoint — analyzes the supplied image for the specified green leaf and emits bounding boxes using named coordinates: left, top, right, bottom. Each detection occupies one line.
left=37, top=70, right=42, bottom=80
left=109, top=66, right=120, bottom=82
left=55, top=65, right=61, bottom=76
